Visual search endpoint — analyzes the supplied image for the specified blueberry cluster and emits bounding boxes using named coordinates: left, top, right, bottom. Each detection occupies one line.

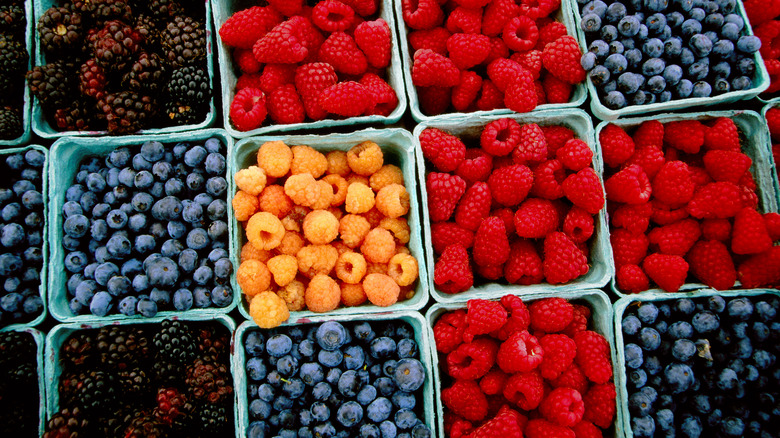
left=578, top=0, right=762, bottom=110
left=61, top=138, right=233, bottom=318
left=621, top=294, right=780, bottom=437
left=0, top=149, right=45, bottom=325
left=244, top=320, right=432, bottom=438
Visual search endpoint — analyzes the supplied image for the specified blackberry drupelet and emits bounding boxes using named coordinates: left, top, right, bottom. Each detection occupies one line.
left=162, top=100, right=200, bottom=126
left=123, top=410, right=169, bottom=437
left=92, top=0, right=132, bottom=25
left=0, top=332, right=39, bottom=437
left=147, top=0, right=182, bottom=23
left=0, top=331, right=35, bottom=364
left=96, top=325, right=151, bottom=370
left=163, top=64, right=210, bottom=125
left=153, top=387, right=194, bottom=431
left=161, top=15, right=206, bottom=68
left=78, top=58, right=106, bottom=99
left=117, top=367, right=152, bottom=397
left=54, top=99, right=101, bottom=132
left=185, top=359, right=233, bottom=404
left=98, top=91, right=156, bottom=135
left=0, top=5, right=25, bottom=36
left=60, top=370, right=117, bottom=414
left=122, top=52, right=166, bottom=93
left=42, top=407, right=93, bottom=438
left=27, top=60, right=77, bottom=109
left=195, top=325, right=230, bottom=363
left=92, top=19, right=142, bottom=72
left=37, top=7, right=83, bottom=55
left=153, top=319, right=196, bottom=364
left=0, top=107, right=22, bottom=139
left=60, top=331, right=96, bottom=369
left=195, top=401, right=229, bottom=434
left=0, top=33, right=28, bottom=75
left=134, top=13, right=159, bottom=48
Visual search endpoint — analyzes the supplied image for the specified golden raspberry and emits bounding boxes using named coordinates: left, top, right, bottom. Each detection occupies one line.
left=296, top=244, right=339, bottom=278
left=322, top=174, right=348, bottom=206
left=363, top=273, right=400, bottom=307
left=277, top=231, right=305, bottom=256
left=278, top=280, right=306, bottom=311
left=327, top=207, right=344, bottom=221
left=308, top=180, right=334, bottom=210
left=340, top=282, right=367, bottom=307
left=234, top=166, right=267, bottom=196
left=305, top=274, right=341, bottom=313
left=387, top=253, right=419, bottom=287
left=360, top=228, right=396, bottom=263
left=395, top=246, right=411, bottom=255
left=335, top=251, right=367, bottom=284
left=281, top=206, right=310, bottom=232
left=257, top=141, right=293, bottom=178
left=240, top=242, right=272, bottom=263
left=303, top=210, right=340, bottom=245
left=345, top=182, right=375, bottom=214
left=258, top=185, right=293, bottom=218
left=379, top=217, right=410, bottom=245
left=236, top=259, right=272, bottom=297
left=347, top=141, right=384, bottom=175
left=250, top=291, right=290, bottom=328
left=232, top=190, right=259, bottom=222
left=332, top=241, right=351, bottom=255
left=291, top=145, right=328, bottom=178
left=267, top=255, right=298, bottom=287
left=375, top=184, right=410, bottom=219
left=369, top=164, right=404, bottom=191
left=339, top=214, right=371, bottom=248
left=346, top=173, right=370, bottom=186
left=366, top=261, right=388, bottom=275
left=362, top=207, right=384, bottom=228
left=284, top=173, right=319, bottom=207
left=246, top=212, right=286, bottom=250
left=327, top=150, right=351, bottom=176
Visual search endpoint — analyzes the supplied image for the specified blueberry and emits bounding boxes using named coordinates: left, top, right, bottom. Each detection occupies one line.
left=161, top=239, right=183, bottom=258
left=208, top=221, right=228, bottom=241
left=639, top=327, right=661, bottom=351
left=151, top=196, right=183, bottom=221
left=149, top=288, right=171, bottom=307
left=136, top=297, right=157, bottom=317
left=365, top=397, right=392, bottom=423
left=249, top=399, right=272, bottom=421
left=140, top=141, right=165, bottom=162
left=642, top=57, right=665, bottom=76
left=625, top=343, right=644, bottom=369
left=589, top=66, right=612, bottom=86
left=185, top=228, right=209, bottom=250
left=753, top=350, right=775, bottom=369
left=629, top=391, right=654, bottom=417
left=267, top=334, right=293, bottom=357
left=191, top=287, right=210, bottom=307
left=664, top=363, right=694, bottom=393
left=581, top=13, right=603, bottom=32
left=609, top=40, right=625, bottom=54
left=311, top=401, right=330, bottom=422
left=589, top=39, right=610, bottom=58
left=582, top=0, right=607, bottom=17
left=731, top=75, right=752, bottom=90
left=737, top=35, right=761, bottom=53
left=728, top=297, right=753, bottom=320
left=689, top=33, right=713, bottom=57
left=207, top=199, right=227, bottom=220
left=165, top=178, right=185, bottom=196
left=720, top=417, right=743, bottom=437
left=618, top=15, right=641, bottom=37
left=145, top=256, right=179, bottom=287
left=184, top=146, right=208, bottom=167
left=672, top=339, right=696, bottom=362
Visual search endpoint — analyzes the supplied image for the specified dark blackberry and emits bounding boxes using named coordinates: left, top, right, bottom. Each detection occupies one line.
left=0, top=5, right=25, bottom=37
left=78, top=58, right=107, bottom=99
left=135, top=13, right=159, bottom=48
left=37, top=7, right=84, bottom=56
left=161, top=15, right=206, bottom=68
left=102, top=404, right=135, bottom=437
left=0, top=33, right=28, bottom=74
left=0, top=332, right=38, bottom=437
left=195, top=324, right=230, bottom=363
left=184, top=358, right=233, bottom=404
left=153, top=319, right=196, bottom=364
left=162, top=101, right=200, bottom=126
left=153, top=387, right=194, bottom=431
left=96, top=325, right=151, bottom=370
left=117, top=367, right=152, bottom=397
left=42, top=407, right=93, bottom=438
left=54, top=99, right=102, bottom=132
left=152, top=360, right=186, bottom=386
left=92, top=19, right=142, bottom=72
left=27, top=60, right=77, bottom=110
left=122, top=52, right=167, bottom=93
left=123, top=410, right=169, bottom=437
left=0, top=107, right=22, bottom=139
left=148, top=0, right=182, bottom=23
left=195, top=401, right=229, bottom=434
left=98, top=91, right=156, bottom=134
left=0, top=398, right=38, bottom=436
left=166, top=64, right=210, bottom=106
left=0, top=331, right=35, bottom=367
left=60, top=331, right=96, bottom=369
left=59, top=370, right=117, bottom=413
left=92, top=0, right=132, bottom=25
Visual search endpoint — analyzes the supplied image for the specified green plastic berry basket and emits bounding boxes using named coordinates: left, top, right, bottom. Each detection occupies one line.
left=415, top=109, right=613, bottom=304
left=426, top=289, right=620, bottom=438
left=233, top=310, right=436, bottom=438
left=47, top=129, right=239, bottom=323
left=30, top=0, right=216, bottom=139
left=612, top=288, right=780, bottom=438
left=395, top=0, right=587, bottom=123
left=566, top=0, right=769, bottom=121
left=0, top=145, right=48, bottom=330
left=760, top=101, right=780, bottom=205
left=0, top=0, right=33, bottom=147
left=596, top=110, right=779, bottom=297
left=230, top=128, right=429, bottom=322
left=211, top=0, right=407, bottom=138
left=0, top=327, right=46, bottom=436
left=43, top=313, right=237, bottom=420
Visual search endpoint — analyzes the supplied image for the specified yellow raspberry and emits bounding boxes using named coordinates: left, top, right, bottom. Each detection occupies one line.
left=267, top=255, right=298, bottom=287
left=296, top=244, right=339, bottom=278
left=234, top=166, right=267, bottom=196
left=284, top=173, right=319, bottom=207
left=258, top=185, right=293, bottom=218
left=340, top=282, right=367, bottom=307
left=339, top=214, right=371, bottom=248
left=369, top=164, right=404, bottom=191
left=345, top=182, right=375, bottom=214
left=335, top=251, right=367, bottom=284
left=379, top=217, right=410, bottom=245
left=246, top=212, right=285, bottom=250
left=395, top=246, right=411, bottom=255
left=277, top=231, right=305, bottom=256
left=362, top=207, right=385, bottom=228
left=232, top=190, right=259, bottom=222
left=278, top=280, right=306, bottom=311
left=250, top=291, right=290, bottom=328
left=291, top=145, right=328, bottom=178
left=363, top=273, right=400, bottom=307
left=366, top=261, right=388, bottom=275
left=332, top=241, right=351, bottom=255
left=327, top=207, right=344, bottom=221
left=257, top=141, right=293, bottom=178
left=327, top=150, right=351, bottom=176
left=240, top=242, right=272, bottom=263
left=387, top=253, right=419, bottom=287
left=236, top=259, right=272, bottom=297
left=322, top=174, right=348, bottom=206
left=375, top=184, right=410, bottom=219
left=346, top=173, right=370, bottom=186
left=281, top=206, right=310, bottom=232
left=308, top=180, right=334, bottom=210
left=360, top=228, right=396, bottom=263
left=303, top=210, right=340, bottom=245
left=305, top=274, right=341, bottom=313
left=347, top=141, right=384, bottom=175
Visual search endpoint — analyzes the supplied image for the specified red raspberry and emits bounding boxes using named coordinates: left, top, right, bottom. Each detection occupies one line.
left=482, top=0, right=520, bottom=36
left=235, top=48, right=261, bottom=74
left=642, top=253, right=689, bottom=292
left=302, top=94, right=328, bottom=121
left=484, top=37, right=511, bottom=65
left=354, top=19, right=391, bottom=69
left=447, top=33, right=491, bottom=70
left=409, top=27, right=451, bottom=55
left=624, top=145, right=665, bottom=180
left=434, top=309, right=467, bottom=354
left=732, top=207, right=773, bottom=255
left=539, top=334, right=577, bottom=380
left=703, top=150, right=752, bottom=184
left=312, top=0, right=355, bottom=32
left=465, top=299, right=509, bottom=342
left=652, top=160, right=695, bottom=208
left=359, top=73, right=398, bottom=116
left=688, top=165, right=713, bottom=188
left=258, top=63, right=296, bottom=94
left=563, top=206, right=594, bottom=243
left=742, top=0, right=780, bottom=27
left=604, top=165, right=651, bottom=205
left=764, top=212, right=780, bottom=240
left=477, top=263, right=504, bottom=280
left=537, top=20, right=566, bottom=48
left=534, top=80, right=547, bottom=105
left=739, top=184, right=759, bottom=210
left=610, top=228, right=648, bottom=267
left=503, top=16, right=538, bottom=52
left=664, top=120, right=705, bottom=154
left=551, top=364, right=588, bottom=395
left=236, top=73, right=263, bottom=92
left=542, top=35, right=586, bottom=84
left=704, top=117, right=741, bottom=151
left=340, top=0, right=377, bottom=17
left=431, top=222, right=474, bottom=254
left=598, top=124, right=635, bottom=168
left=492, top=294, right=532, bottom=340
left=563, top=304, right=590, bottom=338
left=473, top=217, right=511, bottom=267
left=504, top=70, right=538, bottom=113
left=768, top=108, right=780, bottom=141
left=539, top=387, right=585, bottom=427
left=402, top=0, right=444, bottom=30
left=573, top=330, right=612, bottom=384
left=435, top=244, right=474, bottom=294
left=427, top=172, right=467, bottom=222
left=457, top=149, right=493, bottom=184
left=476, top=80, right=505, bottom=111
left=455, top=182, right=492, bottom=231
left=582, top=383, right=616, bottom=429
left=513, top=49, right=543, bottom=79
left=701, top=218, right=732, bottom=241
left=562, top=168, right=605, bottom=214
left=487, top=58, right=526, bottom=92
left=481, top=118, right=521, bottom=157
left=542, top=73, right=573, bottom=103
left=520, top=0, right=561, bottom=19
left=532, top=159, right=566, bottom=199
left=497, top=330, right=544, bottom=373
left=452, top=0, right=492, bottom=8
left=616, top=264, right=649, bottom=294
left=418, top=86, right=452, bottom=115
left=514, top=198, right=559, bottom=239
left=266, top=0, right=303, bottom=16
left=229, top=88, right=267, bottom=131
left=480, top=368, right=509, bottom=395
left=740, top=170, right=758, bottom=191
left=756, top=20, right=780, bottom=59
left=448, top=418, right=473, bottom=438
left=420, top=128, right=467, bottom=173
left=446, top=6, right=483, bottom=34
left=295, top=62, right=337, bottom=97
left=651, top=200, right=690, bottom=225
left=738, top=246, right=780, bottom=288
left=452, top=71, right=483, bottom=111
left=572, top=421, right=601, bottom=438
left=688, top=239, right=736, bottom=291
left=528, top=297, right=574, bottom=333
left=253, top=17, right=311, bottom=64
left=267, top=84, right=305, bottom=125
left=765, top=59, right=780, bottom=94
left=525, top=419, right=575, bottom=438
left=502, top=239, right=544, bottom=286
left=648, top=219, right=701, bottom=256
left=447, top=337, right=499, bottom=380
left=318, top=32, right=367, bottom=76
left=318, top=81, right=374, bottom=117
left=469, top=404, right=526, bottom=437
left=491, top=207, right=515, bottom=236
left=632, top=120, right=664, bottom=150
left=504, top=371, right=544, bottom=410
left=687, top=182, right=743, bottom=219
left=412, top=49, right=460, bottom=87
left=556, top=139, right=592, bottom=171
left=513, top=123, right=548, bottom=166
left=487, top=164, right=533, bottom=207
left=219, top=6, right=282, bottom=49
left=442, top=380, right=489, bottom=422
left=611, top=202, right=652, bottom=234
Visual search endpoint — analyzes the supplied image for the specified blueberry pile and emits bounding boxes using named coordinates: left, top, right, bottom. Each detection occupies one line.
left=244, top=320, right=432, bottom=438
left=621, top=294, right=780, bottom=437
left=0, top=149, right=45, bottom=326
left=61, top=138, right=233, bottom=317
left=578, top=0, right=762, bottom=110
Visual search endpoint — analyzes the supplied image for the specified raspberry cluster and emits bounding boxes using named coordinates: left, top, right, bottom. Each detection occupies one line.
left=401, top=0, right=586, bottom=116
left=748, top=0, right=780, bottom=96
left=218, top=1, right=398, bottom=131
left=422, top=119, right=605, bottom=295
left=602, top=116, right=780, bottom=293
left=764, top=106, right=780, bottom=186
left=232, top=140, right=420, bottom=328
left=434, top=296, right=616, bottom=438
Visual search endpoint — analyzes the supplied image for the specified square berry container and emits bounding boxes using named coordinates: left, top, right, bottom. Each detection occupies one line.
left=233, top=310, right=436, bottom=438
left=567, top=0, right=769, bottom=121
left=416, top=109, right=613, bottom=304
left=0, top=145, right=48, bottom=330
left=760, top=101, right=780, bottom=205
left=596, top=110, right=779, bottom=297
left=46, top=129, right=239, bottom=323
left=211, top=0, right=407, bottom=138
left=612, top=288, right=780, bottom=438
left=425, top=289, right=620, bottom=438
left=0, top=0, right=32, bottom=147
left=30, top=0, right=216, bottom=139
left=0, top=326, right=46, bottom=436
left=395, top=0, right=587, bottom=123
left=230, top=128, right=429, bottom=322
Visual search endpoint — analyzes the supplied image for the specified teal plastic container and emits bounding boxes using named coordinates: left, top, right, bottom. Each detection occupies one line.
left=395, top=0, right=587, bottom=123
left=566, top=0, right=769, bottom=121
left=0, top=145, right=48, bottom=330
left=426, top=289, right=619, bottom=438
left=612, top=288, right=780, bottom=438
left=0, top=0, right=32, bottom=147
left=211, top=0, right=407, bottom=138
left=230, top=128, right=429, bottom=322
left=0, top=327, right=45, bottom=436
left=597, top=110, right=779, bottom=296
left=415, top=109, right=613, bottom=304
left=31, top=0, right=216, bottom=138
left=47, top=129, right=238, bottom=322
left=760, top=101, right=780, bottom=205
left=233, top=311, right=436, bottom=438
left=43, top=314, right=237, bottom=420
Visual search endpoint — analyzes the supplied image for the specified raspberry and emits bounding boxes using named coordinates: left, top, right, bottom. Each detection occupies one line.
left=703, top=150, right=752, bottom=184
left=765, top=212, right=780, bottom=240
left=563, top=304, right=590, bottom=338
left=562, top=168, right=605, bottom=214
left=598, top=124, right=635, bottom=168
left=431, top=222, right=474, bottom=254
left=572, top=421, right=601, bottom=438
left=234, top=166, right=268, bottom=197
left=345, top=182, right=375, bottom=214
left=737, top=246, right=780, bottom=288
left=435, top=244, right=473, bottom=294
left=295, top=62, right=338, bottom=99
left=412, top=49, right=460, bottom=87
left=447, top=338, right=499, bottom=380
left=531, top=159, right=566, bottom=199
left=686, top=239, right=736, bottom=291
left=257, top=140, right=293, bottom=177
left=339, top=282, right=366, bottom=307
left=573, top=330, right=612, bottom=385
left=742, top=0, right=780, bottom=26
left=513, top=123, right=548, bottom=166
left=311, top=0, right=355, bottom=32
left=241, top=242, right=271, bottom=263
left=266, top=254, right=298, bottom=287
left=219, top=6, right=282, bottom=49
left=427, top=172, right=467, bottom=222
left=604, top=165, right=651, bottom=205
left=501, top=239, right=543, bottom=286
left=322, top=174, right=348, bottom=207
left=491, top=207, right=516, bottom=237
left=419, top=128, right=467, bottom=173
left=609, top=228, right=648, bottom=267
left=387, top=253, right=418, bottom=287
left=664, top=120, right=705, bottom=154
left=362, top=206, right=384, bottom=227
left=246, top=212, right=286, bottom=250
left=361, top=227, right=396, bottom=264
left=452, top=71, right=483, bottom=111
left=563, top=206, right=594, bottom=243
left=230, top=88, right=267, bottom=131
left=359, top=73, right=398, bottom=116
left=304, top=274, right=340, bottom=312
left=402, top=0, right=444, bottom=30
left=296, top=244, right=338, bottom=278
left=647, top=219, right=701, bottom=256
left=236, top=73, right=263, bottom=91
left=476, top=80, right=505, bottom=111
left=769, top=108, right=780, bottom=141
left=487, top=164, right=533, bottom=207
left=632, top=120, right=664, bottom=149
left=487, top=58, right=525, bottom=93
left=520, top=0, right=560, bottom=19
left=554, top=139, right=592, bottom=171
left=267, top=84, right=305, bottom=125
left=290, top=145, right=327, bottom=179
left=482, top=0, right=520, bottom=36
left=340, top=0, right=377, bottom=16
left=651, top=160, right=695, bottom=208
left=258, top=63, right=297, bottom=94
left=418, top=86, right=452, bottom=115
left=442, top=380, right=488, bottom=422
left=301, top=210, right=338, bottom=245
left=550, top=364, right=588, bottom=395
left=446, top=6, right=482, bottom=34
left=704, top=117, right=741, bottom=151
left=374, top=184, right=409, bottom=219
left=688, top=165, right=713, bottom=188
left=496, top=330, right=543, bottom=373
left=473, top=217, right=511, bottom=268
left=250, top=291, right=290, bottom=328
left=463, top=299, right=507, bottom=341
left=503, top=16, right=539, bottom=52
left=237, top=259, right=271, bottom=297
left=233, top=190, right=260, bottom=222
left=542, top=35, right=585, bottom=84
left=334, top=251, right=367, bottom=284
left=731, top=207, right=773, bottom=255
left=537, top=20, right=567, bottom=48
left=481, top=118, right=521, bottom=157
left=651, top=200, right=690, bottom=226
left=453, top=151, right=491, bottom=187
left=434, top=309, right=467, bottom=354
left=284, top=173, right=318, bottom=206
left=266, top=0, right=303, bottom=16
left=338, top=142, right=382, bottom=178
left=581, top=383, right=616, bottom=429
left=543, top=232, right=589, bottom=285
left=538, top=334, right=577, bottom=380
left=504, top=70, right=538, bottom=113
left=528, top=297, right=573, bottom=333
left=409, top=27, right=451, bottom=54
left=235, top=48, right=261, bottom=74
left=450, top=183, right=491, bottom=232
left=539, top=387, right=584, bottom=427
left=687, top=182, right=743, bottom=219
left=543, top=75, right=573, bottom=104
left=470, top=405, right=527, bottom=437
left=514, top=198, right=559, bottom=239
left=504, top=371, right=544, bottom=410
left=362, top=273, right=400, bottom=307
left=479, top=369, right=509, bottom=396
left=488, top=295, right=530, bottom=340
left=642, top=253, right=689, bottom=292
left=616, top=264, right=649, bottom=294
left=278, top=230, right=305, bottom=256
left=534, top=80, right=547, bottom=105
left=380, top=217, right=411, bottom=245
left=318, top=32, right=367, bottom=76
left=319, top=81, right=374, bottom=117
left=700, top=218, right=731, bottom=241
left=447, top=33, right=491, bottom=70
left=477, top=263, right=504, bottom=280
left=253, top=17, right=311, bottom=64
left=513, top=49, right=543, bottom=79
left=525, top=419, right=576, bottom=438
left=623, top=146, right=665, bottom=182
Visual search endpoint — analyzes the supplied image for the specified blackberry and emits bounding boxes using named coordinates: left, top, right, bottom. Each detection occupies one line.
left=37, top=7, right=83, bottom=55
left=0, top=331, right=35, bottom=367
left=54, top=99, right=101, bottom=132
left=123, top=410, right=169, bottom=437
left=96, top=325, right=151, bottom=370
left=162, top=101, right=200, bottom=126
left=184, top=359, right=233, bottom=404
left=42, top=407, right=92, bottom=438
left=60, top=331, right=96, bottom=369
left=78, top=58, right=107, bottom=99
left=0, top=33, right=28, bottom=75
left=59, top=370, right=117, bottom=413
left=161, top=15, right=206, bottom=68
left=0, top=5, right=25, bottom=36
left=195, top=325, right=230, bottom=363
left=102, top=405, right=135, bottom=437
left=92, top=20, right=142, bottom=72
left=117, top=367, right=152, bottom=397
left=153, top=387, right=194, bottom=431
left=93, top=0, right=132, bottom=25
left=195, top=401, right=229, bottom=434
left=0, top=107, right=22, bottom=139
left=163, top=64, right=209, bottom=125
left=0, top=332, right=39, bottom=437
left=27, top=60, right=77, bottom=109
left=98, top=91, right=156, bottom=135
left=152, top=360, right=186, bottom=386
left=0, top=399, right=37, bottom=436
left=122, top=52, right=166, bottom=93
left=135, top=13, right=159, bottom=48
left=153, top=319, right=196, bottom=364
left=148, top=0, right=182, bottom=23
